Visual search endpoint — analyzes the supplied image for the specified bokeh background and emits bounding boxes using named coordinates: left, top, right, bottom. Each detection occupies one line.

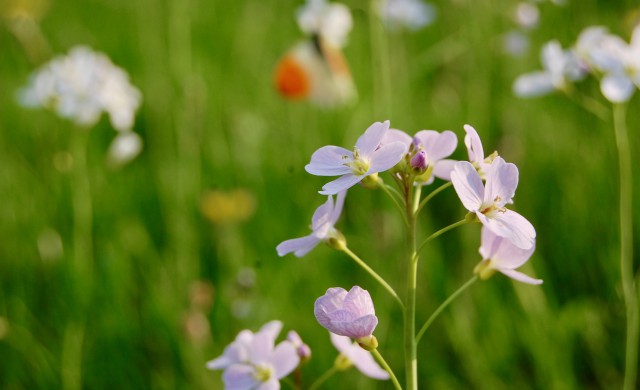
left=1, top=0, right=639, bottom=388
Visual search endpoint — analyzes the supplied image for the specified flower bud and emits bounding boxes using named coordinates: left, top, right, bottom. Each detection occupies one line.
left=410, top=150, right=428, bottom=172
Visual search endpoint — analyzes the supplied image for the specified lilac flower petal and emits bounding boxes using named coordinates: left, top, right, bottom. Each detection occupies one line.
left=329, top=190, right=347, bottom=225
left=481, top=227, right=535, bottom=269
left=311, top=195, right=335, bottom=229
left=344, top=286, right=375, bottom=316
left=479, top=209, right=536, bottom=250
left=319, top=174, right=363, bottom=195
left=259, top=321, right=283, bottom=342
left=329, top=334, right=389, bottom=380
left=383, top=128, right=412, bottom=146
left=333, top=314, right=378, bottom=338
left=223, top=364, right=259, bottom=390
left=314, top=288, right=349, bottom=327
left=355, top=121, right=390, bottom=156
left=451, top=161, right=484, bottom=211
left=499, top=269, right=543, bottom=285
left=433, top=159, right=457, bottom=181
left=255, top=379, right=280, bottom=390
left=601, top=73, right=635, bottom=103
left=513, top=72, right=555, bottom=98
left=368, top=141, right=408, bottom=173
left=463, top=125, right=484, bottom=164
left=483, top=157, right=518, bottom=207
left=206, top=355, right=234, bottom=370
left=249, top=331, right=276, bottom=364
left=271, top=342, right=300, bottom=378
left=305, top=146, right=354, bottom=176
left=415, top=130, right=458, bottom=161
left=276, top=235, right=321, bottom=257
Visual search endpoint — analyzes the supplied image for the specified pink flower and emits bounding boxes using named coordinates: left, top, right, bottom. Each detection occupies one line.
left=314, top=286, right=378, bottom=339
left=463, top=124, right=496, bottom=177
left=451, top=157, right=536, bottom=249
left=276, top=191, right=346, bottom=257
left=476, top=227, right=542, bottom=285
left=305, top=121, right=408, bottom=195
left=330, top=333, right=389, bottom=380
left=206, top=321, right=283, bottom=370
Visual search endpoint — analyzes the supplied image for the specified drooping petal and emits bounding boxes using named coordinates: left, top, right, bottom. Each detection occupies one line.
left=451, top=161, right=484, bottom=211
left=368, top=141, right=408, bottom=173
left=355, top=121, right=390, bottom=157
left=329, top=334, right=389, bottom=380
left=271, top=342, right=300, bottom=378
left=415, top=130, right=458, bottom=161
left=311, top=195, right=335, bottom=230
left=433, top=159, right=457, bottom=181
left=276, top=235, right=321, bottom=257
left=305, top=145, right=354, bottom=176
left=319, top=174, right=363, bottom=195
left=223, top=364, right=259, bottom=390
left=463, top=125, right=484, bottom=164
left=483, top=157, right=518, bottom=207
left=601, top=73, right=635, bottom=103
left=479, top=209, right=536, bottom=249
left=481, top=227, right=535, bottom=269
left=512, top=71, right=555, bottom=98
left=329, top=190, right=347, bottom=225
left=499, top=269, right=543, bottom=285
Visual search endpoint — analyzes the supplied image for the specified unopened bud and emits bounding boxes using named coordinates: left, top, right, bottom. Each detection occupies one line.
left=410, top=150, right=428, bottom=172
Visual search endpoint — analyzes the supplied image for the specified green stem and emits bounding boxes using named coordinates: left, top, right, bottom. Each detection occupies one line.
left=371, top=349, right=402, bottom=390
left=417, top=182, right=452, bottom=215
left=417, top=219, right=471, bottom=254
left=342, top=247, right=404, bottom=309
left=567, top=90, right=610, bottom=121
left=613, top=103, right=638, bottom=390
left=404, top=185, right=419, bottom=390
left=379, top=180, right=407, bottom=221
left=307, top=366, right=338, bottom=390
left=416, top=276, right=478, bottom=344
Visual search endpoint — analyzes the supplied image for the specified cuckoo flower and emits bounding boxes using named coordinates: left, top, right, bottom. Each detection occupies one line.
left=220, top=333, right=299, bottom=390
left=276, top=190, right=346, bottom=257
left=475, top=227, right=542, bottom=285
left=287, top=331, right=312, bottom=361
left=330, top=333, right=389, bottom=380
left=305, top=121, right=407, bottom=195
left=377, top=0, right=436, bottom=32
left=451, top=157, right=536, bottom=249
left=206, top=320, right=284, bottom=370
left=463, top=124, right=497, bottom=178
left=314, top=286, right=378, bottom=342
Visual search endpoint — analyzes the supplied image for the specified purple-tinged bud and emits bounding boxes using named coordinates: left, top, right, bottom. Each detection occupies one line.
left=410, top=150, right=428, bottom=172
left=287, top=330, right=312, bottom=362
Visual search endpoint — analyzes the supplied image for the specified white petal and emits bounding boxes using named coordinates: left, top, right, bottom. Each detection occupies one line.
left=223, top=364, right=259, bottom=390
left=601, top=73, right=635, bottom=103
left=480, top=209, right=536, bottom=250
left=433, top=159, right=457, bottom=181
left=319, top=174, right=363, bottom=195
left=271, top=342, right=300, bottom=378
left=483, top=157, right=518, bottom=207
left=329, top=190, right=347, bottom=225
left=276, top=235, right=321, bottom=257
left=305, top=146, right=353, bottom=176
left=481, top=227, right=535, bottom=269
left=368, top=141, right=407, bottom=173
left=415, top=130, right=458, bottom=161
left=382, top=128, right=412, bottom=147
left=513, top=72, right=555, bottom=98
left=328, top=333, right=389, bottom=380
left=450, top=161, right=484, bottom=211
left=463, top=125, right=484, bottom=164
left=499, top=269, right=543, bottom=285
left=311, top=196, right=335, bottom=230
left=355, top=121, right=390, bottom=156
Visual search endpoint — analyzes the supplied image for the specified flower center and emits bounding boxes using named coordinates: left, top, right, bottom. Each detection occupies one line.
left=480, top=196, right=506, bottom=217
left=253, top=364, right=274, bottom=383
left=343, top=148, right=370, bottom=176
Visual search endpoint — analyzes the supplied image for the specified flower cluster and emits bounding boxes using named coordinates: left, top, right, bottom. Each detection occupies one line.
left=514, top=24, right=640, bottom=103
left=19, top=45, right=142, bottom=131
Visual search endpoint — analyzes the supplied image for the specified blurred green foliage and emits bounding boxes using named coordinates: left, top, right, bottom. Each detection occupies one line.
left=1, top=0, right=639, bottom=388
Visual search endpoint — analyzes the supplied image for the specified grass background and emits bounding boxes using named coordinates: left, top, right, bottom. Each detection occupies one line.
left=1, top=0, right=639, bottom=388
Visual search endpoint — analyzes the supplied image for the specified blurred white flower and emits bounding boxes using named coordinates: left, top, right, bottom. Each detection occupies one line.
left=513, top=40, right=585, bottom=97
left=106, top=131, right=143, bottom=168
left=18, top=45, right=142, bottom=131
left=377, top=0, right=436, bottom=32
left=575, top=25, right=640, bottom=103
left=296, top=0, right=352, bottom=48
left=502, top=30, right=530, bottom=57
left=513, top=2, right=539, bottom=30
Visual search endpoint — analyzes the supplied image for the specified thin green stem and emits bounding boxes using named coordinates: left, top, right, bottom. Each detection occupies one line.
left=567, top=90, right=610, bottom=121
left=307, top=366, right=338, bottom=390
left=416, top=276, right=478, bottom=344
left=417, top=182, right=452, bottom=215
left=379, top=181, right=407, bottom=221
left=418, top=219, right=471, bottom=254
left=403, top=185, right=419, bottom=390
left=613, top=103, right=638, bottom=390
left=371, top=349, right=402, bottom=390
left=342, top=247, right=404, bottom=309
